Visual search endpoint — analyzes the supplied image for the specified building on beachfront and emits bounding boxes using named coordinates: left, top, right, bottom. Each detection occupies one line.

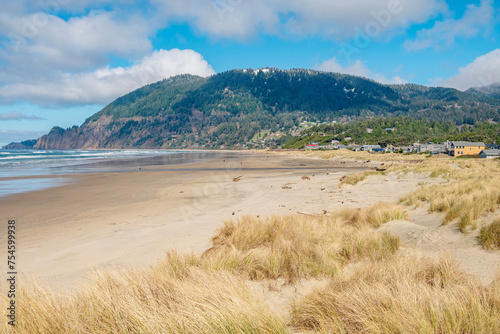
left=429, top=144, right=447, bottom=155
left=415, top=143, right=447, bottom=155
left=360, top=144, right=382, bottom=152
left=479, top=149, right=500, bottom=159
left=449, top=142, right=486, bottom=157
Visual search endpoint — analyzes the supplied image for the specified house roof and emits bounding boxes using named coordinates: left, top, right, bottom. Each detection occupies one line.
left=451, top=141, right=486, bottom=147
left=480, top=149, right=500, bottom=156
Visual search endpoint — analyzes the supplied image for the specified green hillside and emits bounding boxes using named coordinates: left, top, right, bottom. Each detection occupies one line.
left=27, top=68, right=500, bottom=149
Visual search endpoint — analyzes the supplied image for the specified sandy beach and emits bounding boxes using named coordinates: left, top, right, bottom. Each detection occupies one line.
left=1, top=151, right=498, bottom=290
left=0, top=153, right=363, bottom=287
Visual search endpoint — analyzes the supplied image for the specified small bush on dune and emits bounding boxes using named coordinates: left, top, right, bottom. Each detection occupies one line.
left=291, top=253, right=500, bottom=334
left=479, top=219, right=500, bottom=251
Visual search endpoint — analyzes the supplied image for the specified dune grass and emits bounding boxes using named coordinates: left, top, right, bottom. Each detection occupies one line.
left=400, top=159, right=500, bottom=232
left=6, top=252, right=289, bottom=334
left=319, top=151, right=499, bottom=233
left=291, top=253, right=500, bottom=334
left=203, top=203, right=404, bottom=282
left=1, top=203, right=406, bottom=334
left=339, top=170, right=380, bottom=186
left=479, top=218, right=500, bottom=251
left=304, top=149, right=429, bottom=163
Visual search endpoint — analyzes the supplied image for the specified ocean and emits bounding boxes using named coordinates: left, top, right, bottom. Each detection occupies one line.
left=0, top=149, right=236, bottom=198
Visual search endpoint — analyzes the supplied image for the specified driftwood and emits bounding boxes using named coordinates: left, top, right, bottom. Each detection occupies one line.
left=297, top=211, right=323, bottom=217
left=302, top=175, right=311, bottom=180
left=233, top=176, right=243, bottom=182
left=375, top=163, right=394, bottom=172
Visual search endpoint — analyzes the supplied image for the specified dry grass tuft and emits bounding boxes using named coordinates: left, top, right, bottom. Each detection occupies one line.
left=338, top=202, right=409, bottom=228
left=291, top=253, right=500, bottom=333
left=339, top=170, right=380, bottom=186
left=479, top=218, right=500, bottom=251
left=4, top=251, right=288, bottom=334
left=204, top=203, right=404, bottom=282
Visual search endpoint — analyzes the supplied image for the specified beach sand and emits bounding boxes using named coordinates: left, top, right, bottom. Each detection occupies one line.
left=1, top=152, right=498, bottom=289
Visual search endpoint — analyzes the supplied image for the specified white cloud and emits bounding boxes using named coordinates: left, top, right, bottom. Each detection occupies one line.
left=315, top=57, right=407, bottom=85
left=404, top=0, right=494, bottom=51
left=1, top=10, right=152, bottom=72
left=439, top=49, right=500, bottom=91
left=0, top=49, right=215, bottom=106
left=0, top=111, right=45, bottom=120
left=152, top=0, right=446, bottom=40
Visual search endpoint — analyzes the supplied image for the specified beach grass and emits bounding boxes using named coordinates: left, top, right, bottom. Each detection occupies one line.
left=203, top=203, right=404, bottom=282
left=479, top=218, right=500, bottom=251
left=8, top=253, right=289, bottom=334
left=307, top=149, right=500, bottom=233
left=399, top=159, right=500, bottom=232
left=290, top=253, right=500, bottom=334
left=1, top=203, right=406, bottom=334
left=338, top=170, right=380, bottom=186
left=301, top=149, right=429, bottom=163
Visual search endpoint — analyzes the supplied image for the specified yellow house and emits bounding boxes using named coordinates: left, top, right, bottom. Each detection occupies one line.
left=450, top=141, right=485, bottom=157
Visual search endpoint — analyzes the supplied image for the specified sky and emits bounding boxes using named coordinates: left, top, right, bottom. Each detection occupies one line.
left=0, top=0, right=499, bottom=146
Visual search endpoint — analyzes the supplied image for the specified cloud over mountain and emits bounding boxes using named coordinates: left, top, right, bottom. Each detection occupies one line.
left=440, top=49, right=500, bottom=90
left=0, top=49, right=215, bottom=107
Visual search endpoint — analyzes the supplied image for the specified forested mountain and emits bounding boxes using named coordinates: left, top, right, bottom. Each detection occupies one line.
left=11, top=68, right=500, bottom=149
left=466, top=83, right=500, bottom=100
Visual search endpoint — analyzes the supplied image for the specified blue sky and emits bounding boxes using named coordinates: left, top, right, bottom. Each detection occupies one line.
left=0, top=0, right=499, bottom=146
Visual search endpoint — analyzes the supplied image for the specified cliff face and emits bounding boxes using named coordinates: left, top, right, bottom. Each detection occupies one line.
left=34, top=116, right=113, bottom=149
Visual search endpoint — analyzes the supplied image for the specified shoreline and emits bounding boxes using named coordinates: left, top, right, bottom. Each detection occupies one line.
left=0, top=150, right=259, bottom=199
